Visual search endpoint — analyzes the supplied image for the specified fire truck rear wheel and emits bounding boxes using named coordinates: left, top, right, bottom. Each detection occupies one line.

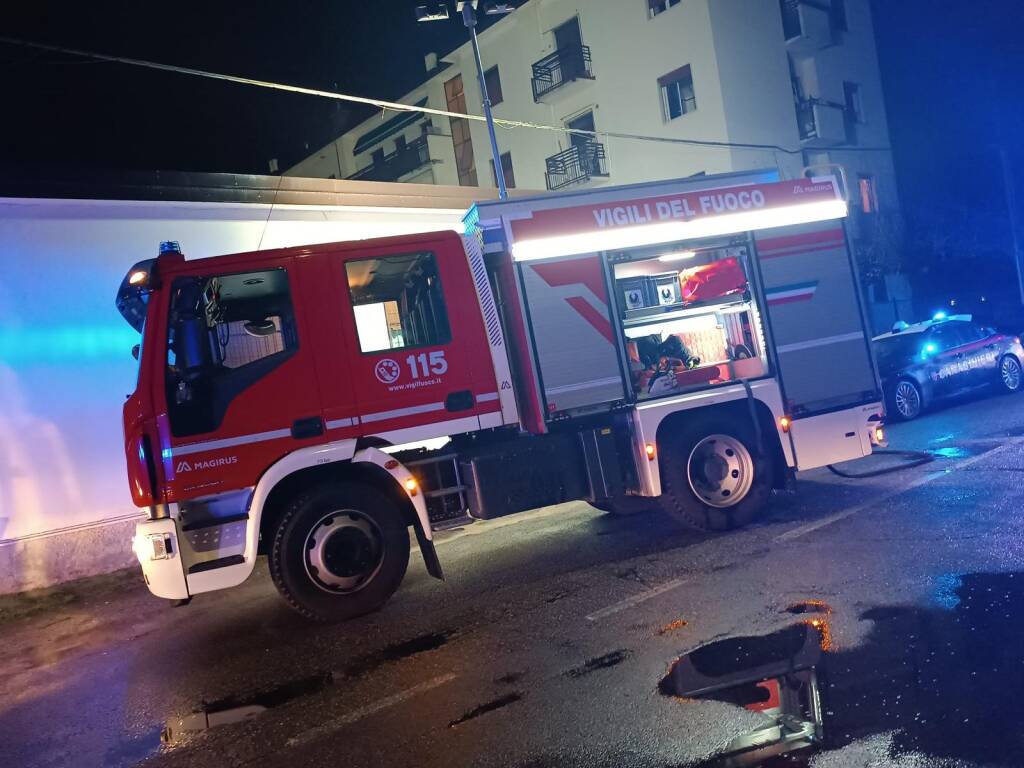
left=269, top=482, right=410, bottom=622
left=657, top=419, right=774, bottom=532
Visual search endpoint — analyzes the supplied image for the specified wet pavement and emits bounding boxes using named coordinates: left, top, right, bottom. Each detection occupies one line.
left=5, top=389, right=1024, bottom=767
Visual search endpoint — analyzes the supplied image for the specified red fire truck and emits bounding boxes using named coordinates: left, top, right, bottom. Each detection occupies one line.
left=118, top=171, right=885, bottom=621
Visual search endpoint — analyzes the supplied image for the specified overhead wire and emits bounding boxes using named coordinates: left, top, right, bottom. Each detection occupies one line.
left=0, top=35, right=894, bottom=156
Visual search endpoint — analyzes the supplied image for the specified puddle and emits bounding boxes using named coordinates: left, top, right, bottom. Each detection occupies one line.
left=564, top=649, right=631, bottom=679
left=162, top=672, right=333, bottom=744
left=658, top=618, right=688, bottom=636
left=341, top=629, right=455, bottom=678
left=448, top=692, right=523, bottom=727
left=660, top=624, right=827, bottom=765
left=162, top=629, right=454, bottom=745
left=784, top=600, right=832, bottom=616
left=928, top=446, right=974, bottom=459
left=669, top=572, right=1024, bottom=766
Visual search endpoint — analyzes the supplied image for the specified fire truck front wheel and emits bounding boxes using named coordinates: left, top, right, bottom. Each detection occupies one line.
left=269, top=482, right=410, bottom=622
left=657, top=418, right=774, bottom=532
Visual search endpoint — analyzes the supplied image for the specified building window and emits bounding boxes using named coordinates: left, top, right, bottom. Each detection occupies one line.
left=484, top=66, right=504, bottom=106
left=395, top=135, right=407, bottom=152
left=659, top=65, right=696, bottom=120
left=648, top=0, right=681, bottom=18
left=489, top=152, right=516, bottom=189
left=346, top=252, right=451, bottom=353
left=859, top=175, right=879, bottom=214
left=844, top=82, right=864, bottom=123
left=371, top=148, right=385, bottom=165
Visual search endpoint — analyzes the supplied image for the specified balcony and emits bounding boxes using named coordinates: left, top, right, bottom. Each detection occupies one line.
left=796, top=99, right=848, bottom=147
left=531, top=45, right=595, bottom=102
left=545, top=142, right=608, bottom=191
left=780, top=0, right=834, bottom=55
left=348, top=136, right=431, bottom=182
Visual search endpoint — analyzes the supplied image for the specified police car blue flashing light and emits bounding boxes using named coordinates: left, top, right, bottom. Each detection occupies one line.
left=932, top=311, right=947, bottom=321
left=921, top=342, right=938, bottom=360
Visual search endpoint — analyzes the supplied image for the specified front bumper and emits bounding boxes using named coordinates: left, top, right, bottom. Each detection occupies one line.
left=132, top=517, right=189, bottom=600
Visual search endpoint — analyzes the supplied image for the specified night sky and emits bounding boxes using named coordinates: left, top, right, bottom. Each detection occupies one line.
left=2, top=0, right=1021, bottom=216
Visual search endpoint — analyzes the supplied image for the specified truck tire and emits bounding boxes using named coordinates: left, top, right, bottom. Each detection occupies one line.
left=657, top=418, right=774, bottom=532
left=269, top=482, right=410, bottom=622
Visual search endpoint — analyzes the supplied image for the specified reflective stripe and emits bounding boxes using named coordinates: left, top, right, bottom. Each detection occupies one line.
left=360, top=402, right=445, bottom=424
left=172, top=428, right=292, bottom=457
left=170, top=400, right=499, bottom=457
left=325, top=417, right=359, bottom=429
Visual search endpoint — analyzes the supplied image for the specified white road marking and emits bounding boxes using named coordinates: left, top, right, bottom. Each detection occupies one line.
left=774, top=439, right=1024, bottom=543
left=585, top=578, right=689, bottom=622
left=285, top=673, right=457, bottom=748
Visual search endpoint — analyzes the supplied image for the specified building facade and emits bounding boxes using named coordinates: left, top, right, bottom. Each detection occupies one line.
left=287, top=0, right=898, bottom=259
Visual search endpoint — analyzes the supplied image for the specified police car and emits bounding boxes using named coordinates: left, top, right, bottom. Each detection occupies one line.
left=872, top=314, right=1024, bottom=420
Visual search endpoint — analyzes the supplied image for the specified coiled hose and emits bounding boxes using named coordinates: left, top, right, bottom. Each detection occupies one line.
left=827, top=448, right=934, bottom=478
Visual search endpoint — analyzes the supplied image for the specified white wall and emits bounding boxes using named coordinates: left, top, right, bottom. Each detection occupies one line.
left=0, top=197, right=468, bottom=547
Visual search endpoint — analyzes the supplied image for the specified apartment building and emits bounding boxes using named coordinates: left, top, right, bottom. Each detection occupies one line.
left=287, top=0, right=898, bottom=251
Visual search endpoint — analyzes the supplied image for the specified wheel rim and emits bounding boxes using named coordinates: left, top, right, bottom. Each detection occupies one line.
left=686, top=434, right=755, bottom=508
left=894, top=381, right=921, bottom=419
left=1002, top=357, right=1022, bottom=391
left=304, top=510, right=385, bottom=594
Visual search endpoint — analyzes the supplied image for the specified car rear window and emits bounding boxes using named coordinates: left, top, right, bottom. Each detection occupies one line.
left=875, top=333, right=924, bottom=366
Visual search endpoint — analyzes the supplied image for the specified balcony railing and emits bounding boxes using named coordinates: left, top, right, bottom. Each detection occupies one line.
left=348, top=136, right=430, bottom=182
left=531, top=44, right=595, bottom=102
left=796, top=99, right=848, bottom=146
left=780, top=0, right=834, bottom=53
left=545, top=142, right=608, bottom=191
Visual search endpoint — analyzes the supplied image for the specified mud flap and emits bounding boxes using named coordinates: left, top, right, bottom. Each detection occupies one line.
left=412, top=523, right=445, bottom=580
left=352, top=446, right=445, bottom=582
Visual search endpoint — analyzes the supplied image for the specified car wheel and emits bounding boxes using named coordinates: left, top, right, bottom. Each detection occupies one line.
left=658, top=418, right=774, bottom=532
left=999, top=355, right=1022, bottom=393
left=269, top=482, right=410, bottom=622
left=891, top=379, right=923, bottom=421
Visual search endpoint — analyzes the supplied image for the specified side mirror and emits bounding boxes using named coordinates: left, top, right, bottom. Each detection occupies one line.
left=131, top=344, right=141, bottom=360
left=243, top=319, right=277, bottom=337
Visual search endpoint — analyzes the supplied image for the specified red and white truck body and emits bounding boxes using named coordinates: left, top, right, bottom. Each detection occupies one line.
left=119, top=170, right=884, bottom=620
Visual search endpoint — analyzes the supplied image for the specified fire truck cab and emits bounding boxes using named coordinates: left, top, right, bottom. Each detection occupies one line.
left=118, top=171, right=884, bottom=621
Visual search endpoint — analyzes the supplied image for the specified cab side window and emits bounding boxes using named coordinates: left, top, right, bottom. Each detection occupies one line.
left=165, top=268, right=298, bottom=437
left=345, top=251, right=451, bottom=353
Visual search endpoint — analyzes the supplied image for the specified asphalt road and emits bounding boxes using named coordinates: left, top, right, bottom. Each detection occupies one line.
left=5, top=387, right=1024, bottom=768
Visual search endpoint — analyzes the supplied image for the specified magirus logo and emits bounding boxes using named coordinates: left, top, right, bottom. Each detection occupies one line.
left=175, top=456, right=238, bottom=473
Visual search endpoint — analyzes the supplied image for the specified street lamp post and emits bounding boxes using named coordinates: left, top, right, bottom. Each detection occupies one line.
left=417, top=1, right=513, bottom=199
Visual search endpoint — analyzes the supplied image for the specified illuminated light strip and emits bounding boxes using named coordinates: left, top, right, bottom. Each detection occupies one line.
left=511, top=199, right=848, bottom=262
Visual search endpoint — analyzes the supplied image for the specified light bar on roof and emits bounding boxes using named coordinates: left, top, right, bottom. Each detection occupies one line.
left=511, top=199, right=848, bottom=262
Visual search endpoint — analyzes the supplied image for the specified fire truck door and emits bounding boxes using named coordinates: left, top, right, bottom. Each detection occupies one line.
left=754, top=221, right=880, bottom=417
left=517, top=254, right=627, bottom=414
left=334, top=238, right=495, bottom=442
left=160, top=258, right=323, bottom=499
